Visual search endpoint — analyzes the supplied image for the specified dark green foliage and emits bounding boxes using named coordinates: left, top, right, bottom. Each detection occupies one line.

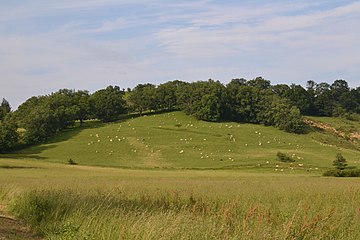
left=157, top=80, right=185, bottom=111
left=193, top=94, right=222, bottom=121
left=90, top=86, right=126, bottom=122
left=333, top=153, right=347, bottom=170
left=68, top=158, right=77, bottom=165
left=224, top=79, right=305, bottom=133
left=23, top=105, right=57, bottom=144
left=285, top=84, right=312, bottom=115
left=0, top=114, right=19, bottom=153
left=247, top=76, right=271, bottom=89
left=0, top=98, right=11, bottom=121
left=323, top=169, right=360, bottom=177
left=177, top=79, right=225, bottom=122
left=14, top=89, right=92, bottom=145
left=128, top=84, right=158, bottom=115
left=276, top=152, right=295, bottom=162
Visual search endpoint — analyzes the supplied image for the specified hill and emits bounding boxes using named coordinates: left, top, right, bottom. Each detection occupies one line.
left=12, top=111, right=360, bottom=172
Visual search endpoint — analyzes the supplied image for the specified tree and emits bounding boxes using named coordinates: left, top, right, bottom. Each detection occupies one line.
left=0, top=114, right=19, bottom=153
left=333, top=153, right=347, bottom=170
left=23, top=105, right=57, bottom=144
left=247, top=77, right=271, bottom=90
left=272, top=84, right=290, bottom=98
left=157, top=80, right=186, bottom=111
left=257, top=95, right=305, bottom=133
left=128, top=84, right=158, bottom=115
left=193, top=94, right=221, bottom=121
left=285, top=84, right=312, bottom=115
left=90, top=86, right=126, bottom=122
left=0, top=98, right=11, bottom=121
left=73, top=90, right=90, bottom=125
left=177, top=80, right=225, bottom=121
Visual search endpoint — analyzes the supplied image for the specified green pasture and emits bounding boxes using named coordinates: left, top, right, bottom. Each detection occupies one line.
left=1, top=159, right=360, bottom=239
left=9, top=111, right=359, bottom=171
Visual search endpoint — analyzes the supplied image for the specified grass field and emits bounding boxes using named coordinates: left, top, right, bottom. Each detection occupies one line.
left=9, top=111, right=360, bottom=171
left=0, top=112, right=359, bottom=239
left=1, top=160, right=360, bottom=239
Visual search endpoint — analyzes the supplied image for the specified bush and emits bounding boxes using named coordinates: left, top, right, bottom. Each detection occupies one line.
left=276, top=152, right=295, bottom=162
left=323, top=169, right=360, bottom=177
left=68, top=159, right=77, bottom=165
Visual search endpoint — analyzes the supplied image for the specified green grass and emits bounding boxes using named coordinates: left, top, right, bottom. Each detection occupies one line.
left=0, top=160, right=360, bottom=239
left=10, top=111, right=359, bottom=171
left=0, top=112, right=359, bottom=238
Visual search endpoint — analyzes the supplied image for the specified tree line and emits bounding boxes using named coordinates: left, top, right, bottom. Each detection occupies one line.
left=0, top=77, right=359, bottom=153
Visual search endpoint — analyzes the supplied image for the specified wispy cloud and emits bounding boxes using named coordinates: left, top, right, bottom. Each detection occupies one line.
left=0, top=0, right=359, bottom=108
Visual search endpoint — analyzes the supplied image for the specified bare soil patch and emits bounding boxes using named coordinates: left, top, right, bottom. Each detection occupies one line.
left=0, top=204, right=41, bottom=240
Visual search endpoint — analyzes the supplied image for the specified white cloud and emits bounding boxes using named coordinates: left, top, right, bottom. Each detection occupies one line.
left=0, top=0, right=359, bottom=108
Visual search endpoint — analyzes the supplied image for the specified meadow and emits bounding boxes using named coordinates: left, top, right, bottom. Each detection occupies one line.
left=0, top=112, right=359, bottom=239
left=12, top=112, right=360, bottom=171
left=1, top=160, right=360, bottom=239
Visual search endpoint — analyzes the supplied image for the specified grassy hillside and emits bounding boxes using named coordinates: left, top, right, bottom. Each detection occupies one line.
left=306, top=116, right=360, bottom=150
left=10, top=111, right=359, bottom=171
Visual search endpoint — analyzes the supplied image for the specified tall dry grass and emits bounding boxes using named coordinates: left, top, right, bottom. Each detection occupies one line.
left=3, top=176, right=360, bottom=240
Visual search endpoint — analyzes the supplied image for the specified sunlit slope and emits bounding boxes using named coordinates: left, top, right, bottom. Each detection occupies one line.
left=16, top=112, right=360, bottom=170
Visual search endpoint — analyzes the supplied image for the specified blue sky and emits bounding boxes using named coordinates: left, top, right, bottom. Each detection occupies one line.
left=1, top=0, right=359, bottom=108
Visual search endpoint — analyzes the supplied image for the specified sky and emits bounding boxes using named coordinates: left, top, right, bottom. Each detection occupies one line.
left=1, top=0, right=360, bottom=109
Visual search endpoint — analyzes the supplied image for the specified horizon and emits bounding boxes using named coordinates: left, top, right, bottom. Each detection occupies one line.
left=1, top=0, right=360, bottom=109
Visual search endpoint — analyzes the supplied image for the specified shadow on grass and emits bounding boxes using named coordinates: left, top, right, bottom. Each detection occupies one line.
left=0, top=165, right=40, bottom=169
left=155, top=127, right=223, bottom=137
left=3, top=111, right=175, bottom=160
left=2, top=121, right=108, bottom=160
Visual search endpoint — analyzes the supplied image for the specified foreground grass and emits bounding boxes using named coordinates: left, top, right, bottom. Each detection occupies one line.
left=1, top=159, right=360, bottom=239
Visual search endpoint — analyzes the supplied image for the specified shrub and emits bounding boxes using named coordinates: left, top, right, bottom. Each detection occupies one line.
left=68, top=159, right=77, bottom=165
left=333, top=153, right=347, bottom=170
left=323, top=169, right=360, bottom=177
left=276, top=152, right=295, bottom=162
